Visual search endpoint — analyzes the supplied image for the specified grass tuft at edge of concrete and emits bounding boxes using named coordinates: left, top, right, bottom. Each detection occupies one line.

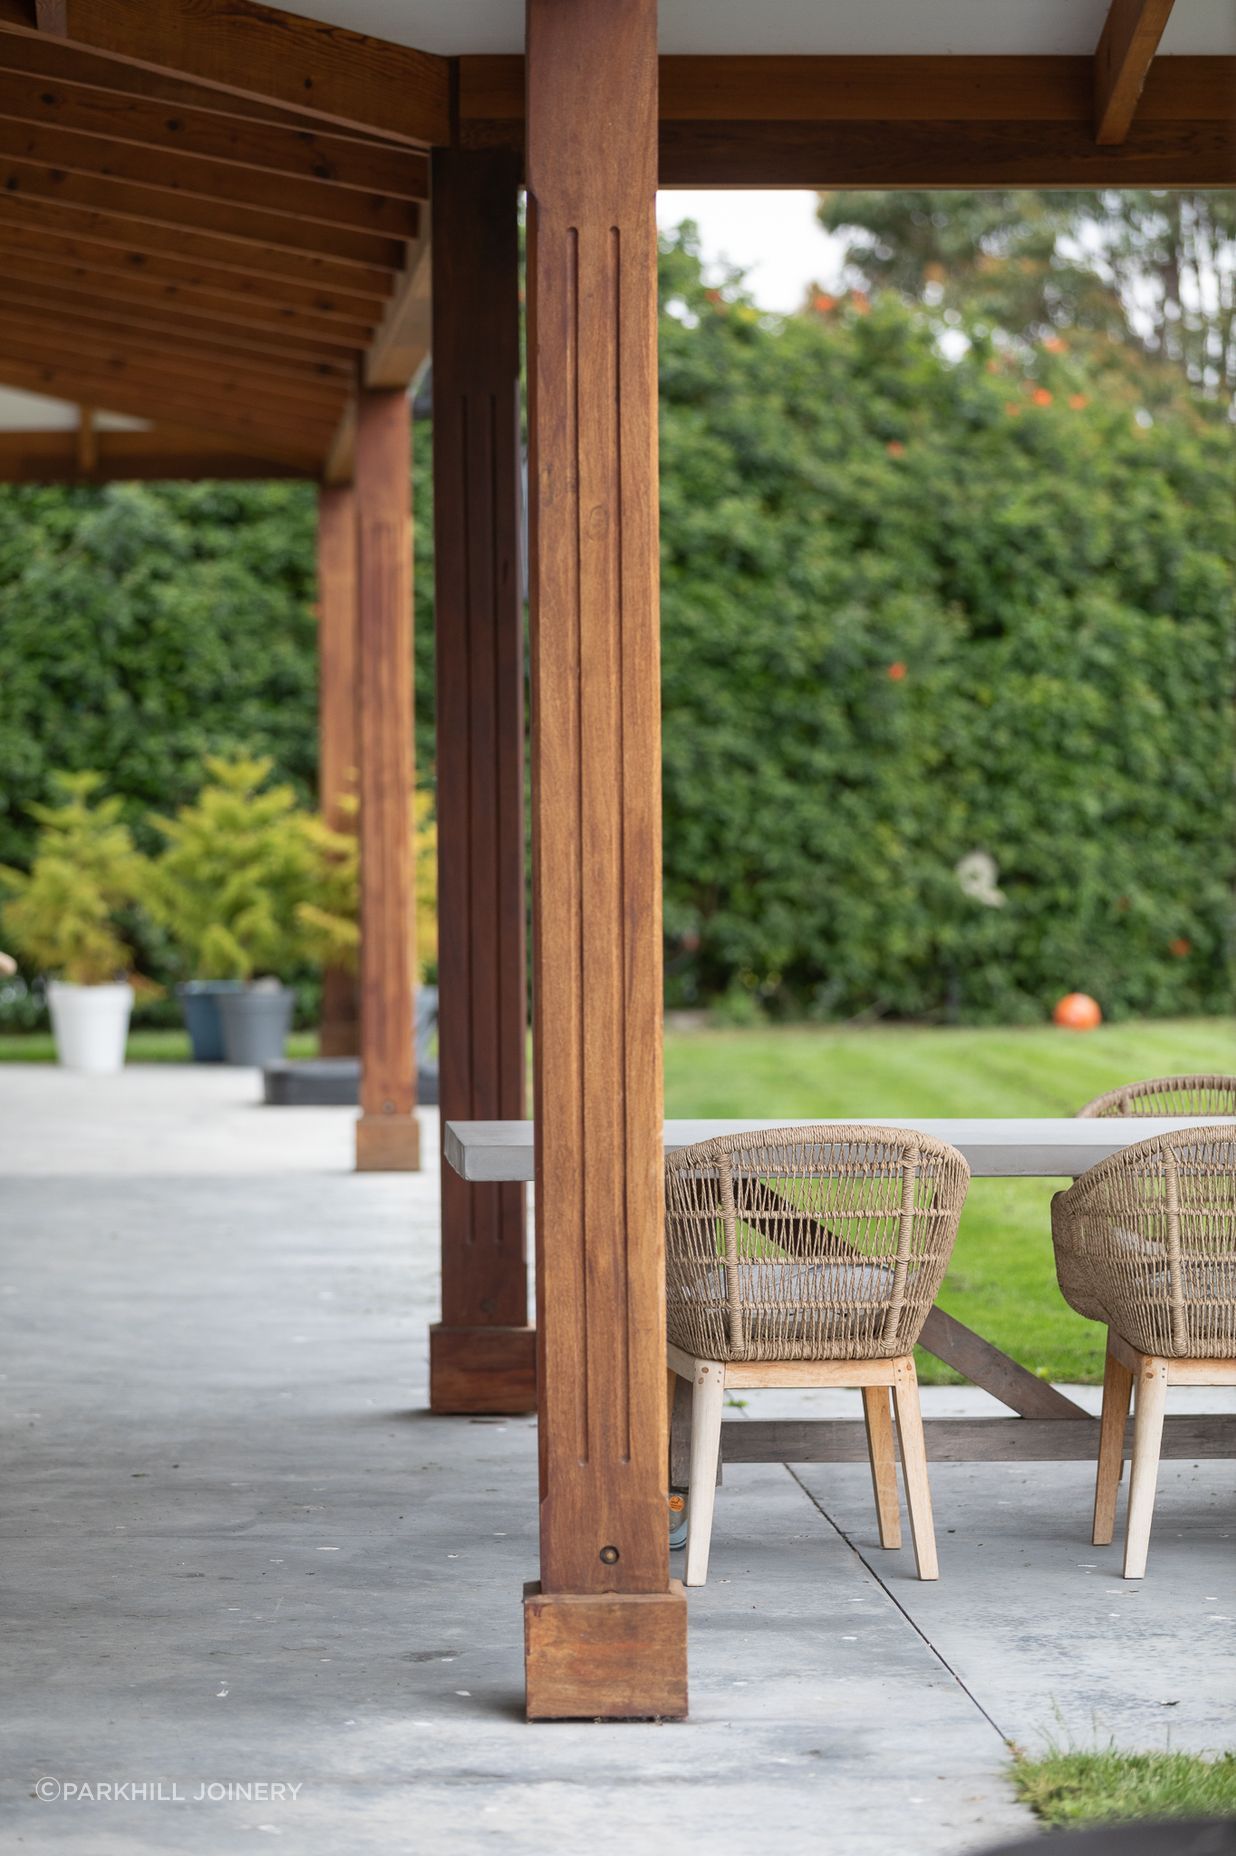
left=1012, top=1747, right=1236, bottom=1827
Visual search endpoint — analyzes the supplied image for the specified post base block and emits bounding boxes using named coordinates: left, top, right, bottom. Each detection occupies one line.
left=430, top=1325, right=537, bottom=1414
left=355, top=1113, right=420, bottom=1172
left=523, top=1581, right=688, bottom=1721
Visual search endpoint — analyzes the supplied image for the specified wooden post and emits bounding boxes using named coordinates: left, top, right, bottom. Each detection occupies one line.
left=316, top=481, right=360, bottom=1058
left=354, top=386, right=419, bottom=1172
left=428, top=147, right=534, bottom=1415
left=523, top=0, right=686, bottom=1720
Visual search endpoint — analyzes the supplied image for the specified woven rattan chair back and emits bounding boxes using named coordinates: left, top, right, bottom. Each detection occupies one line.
left=1076, top=1075, right=1236, bottom=1119
left=1051, top=1125, right=1236, bottom=1358
left=664, top=1124, right=970, bottom=1363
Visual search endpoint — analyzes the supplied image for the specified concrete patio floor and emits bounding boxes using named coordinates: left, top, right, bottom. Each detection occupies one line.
left=2, top=1066, right=1232, bottom=1855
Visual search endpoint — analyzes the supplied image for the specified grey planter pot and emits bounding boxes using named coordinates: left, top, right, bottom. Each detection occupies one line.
left=217, top=986, right=294, bottom=1068
left=178, top=980, right=243, bottom=1063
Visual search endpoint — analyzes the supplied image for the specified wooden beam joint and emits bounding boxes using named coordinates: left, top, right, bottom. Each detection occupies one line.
left=1095, top=0, right=1177, bottom=144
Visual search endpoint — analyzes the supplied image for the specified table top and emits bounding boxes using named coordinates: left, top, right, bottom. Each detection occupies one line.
left=443, top=1116, right=1236, bottom=1182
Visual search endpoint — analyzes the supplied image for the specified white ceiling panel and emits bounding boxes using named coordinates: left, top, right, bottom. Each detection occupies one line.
left=294, top=0, right=1236, bottom=56
left=0, top=390, right=146, bottom=432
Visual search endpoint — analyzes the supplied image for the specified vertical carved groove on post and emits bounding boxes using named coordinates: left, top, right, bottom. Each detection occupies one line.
left=527, top=0, right=669, bottom=1598
left=430, top=149, right=532, bottom=1410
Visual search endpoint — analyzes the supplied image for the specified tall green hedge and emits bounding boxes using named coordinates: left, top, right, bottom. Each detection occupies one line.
left=0, top=432, right=437, bottom=869
left=657, top=237, right=1233, bottom=1021
left=0, top=238, right=1230, bottom=1022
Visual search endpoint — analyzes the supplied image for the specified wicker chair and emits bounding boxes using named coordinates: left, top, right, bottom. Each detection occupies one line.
left=1051, top=1125, right=1236, bottom=1578
left=665, top=1125, right=970, bottom=1584
left=1076, top=1075, right=1236, bottom=1119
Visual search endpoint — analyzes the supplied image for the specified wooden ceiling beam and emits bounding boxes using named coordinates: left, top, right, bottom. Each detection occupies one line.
left=0, top=426, right=316, bottom=484
left=362, top=230, right=431, bottom=389
left=0, top=311, right=341, bottom=410
left=458, top=51, right=1228, bottom=126
left=1095, top=0, right=1176, bottom=144
left=653, top=117, right=1234, bottom=188
left=0, top=65, right=426, bottom=196
left=0, top=200, right=395, bottom=304
left=0, top=356, right=330, bottom=463
left=0, top=246, right=378, bottom=345
left=0, top=0, right=450, bottom=146
left=0, top=116, right=424, bottom=230
left=0, top=26, right=392, bottom=138
left=0, top=157, right=409, bottom=267
left=0, top=314, right=347, bottom=418
left=0, top=275, right=360, bottom=372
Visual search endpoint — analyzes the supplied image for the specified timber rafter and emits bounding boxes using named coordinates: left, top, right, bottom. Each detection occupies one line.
left=0, top=0, right=437, bottom=476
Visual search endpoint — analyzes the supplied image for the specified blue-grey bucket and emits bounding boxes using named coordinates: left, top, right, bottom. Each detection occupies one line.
left=178, top=981, right=244, bottom=1063
left=217, top=985, right=295, bottom=1068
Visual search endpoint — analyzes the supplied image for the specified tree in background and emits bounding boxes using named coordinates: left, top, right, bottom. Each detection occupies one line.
left=816, top=190, right=1236, bottom=404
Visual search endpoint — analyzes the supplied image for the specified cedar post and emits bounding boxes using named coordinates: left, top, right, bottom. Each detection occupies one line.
left=523, top=0, right=687, bottom=1720
left=354, top=386, right=419, bottom=1172
left=428, top=147, right=535, bottom=1415
left=316, top=482, right=361, bottom=1058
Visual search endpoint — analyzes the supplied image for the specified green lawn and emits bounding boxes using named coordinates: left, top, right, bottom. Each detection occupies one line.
left=1013, top=1747, right=1236, bottom=1827
left=663, top=1017, right=1236, bottom=1384
left=3, top=1013, right=1232, bottom=1384
left=0, top=1028, right=320, bottom=1064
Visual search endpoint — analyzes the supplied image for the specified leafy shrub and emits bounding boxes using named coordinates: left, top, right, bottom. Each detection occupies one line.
left=146, top=755, right=318, bottom=981
left=0, top=772, right=147, bottom=984
left=298, top=788, right=438, bottom=984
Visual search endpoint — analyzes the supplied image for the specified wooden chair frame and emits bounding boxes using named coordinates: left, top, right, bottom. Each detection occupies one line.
left=668, top=1342, right=938, bottom=1584
left=1093, top=1326, right=1236, bottom=1579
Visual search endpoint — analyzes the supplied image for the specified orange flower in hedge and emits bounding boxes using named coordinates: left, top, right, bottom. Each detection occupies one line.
left=813, top=291, right=837, bottom=314
left=1004, top=401, right=1022, bottom=417
left=1069, top=393, right=1089, bottom=411
left=886, top=439, right=906, bottom=458
left=1032, top=387, right=1053, bottom=407
left=1169, top=937, right=1192, bottom=957
left=1043, top=336, right=1067, bottom=354
left=850, top=290, right=871, bottom=315
left=887, top=661, right=907, bottom=681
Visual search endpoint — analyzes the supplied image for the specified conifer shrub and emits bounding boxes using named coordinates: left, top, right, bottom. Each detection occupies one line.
left=0, top=772, right=147, bottom=985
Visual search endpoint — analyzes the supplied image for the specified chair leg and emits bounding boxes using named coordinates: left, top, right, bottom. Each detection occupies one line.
left=862, top=1384, right=902, bottom=1550
left=891, top=1359, right=939, bottom=1581
left=684, top=1362, right=725, bottom=1587
left=1093, top=1332, right=1133, bottom=1547
left=1123, top=1357, right=1168, bottom=1580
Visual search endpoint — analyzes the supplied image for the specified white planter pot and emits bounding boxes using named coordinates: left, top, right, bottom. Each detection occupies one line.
left=47, top=980, right=134, bottom=1075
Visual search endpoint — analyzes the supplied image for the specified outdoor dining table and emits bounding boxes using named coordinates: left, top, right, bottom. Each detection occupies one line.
left=445, top=1116, right=1236, bottom=1471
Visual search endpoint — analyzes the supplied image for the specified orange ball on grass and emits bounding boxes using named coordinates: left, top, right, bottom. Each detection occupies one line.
left=1052, top=992, right=1102, bottom=1031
